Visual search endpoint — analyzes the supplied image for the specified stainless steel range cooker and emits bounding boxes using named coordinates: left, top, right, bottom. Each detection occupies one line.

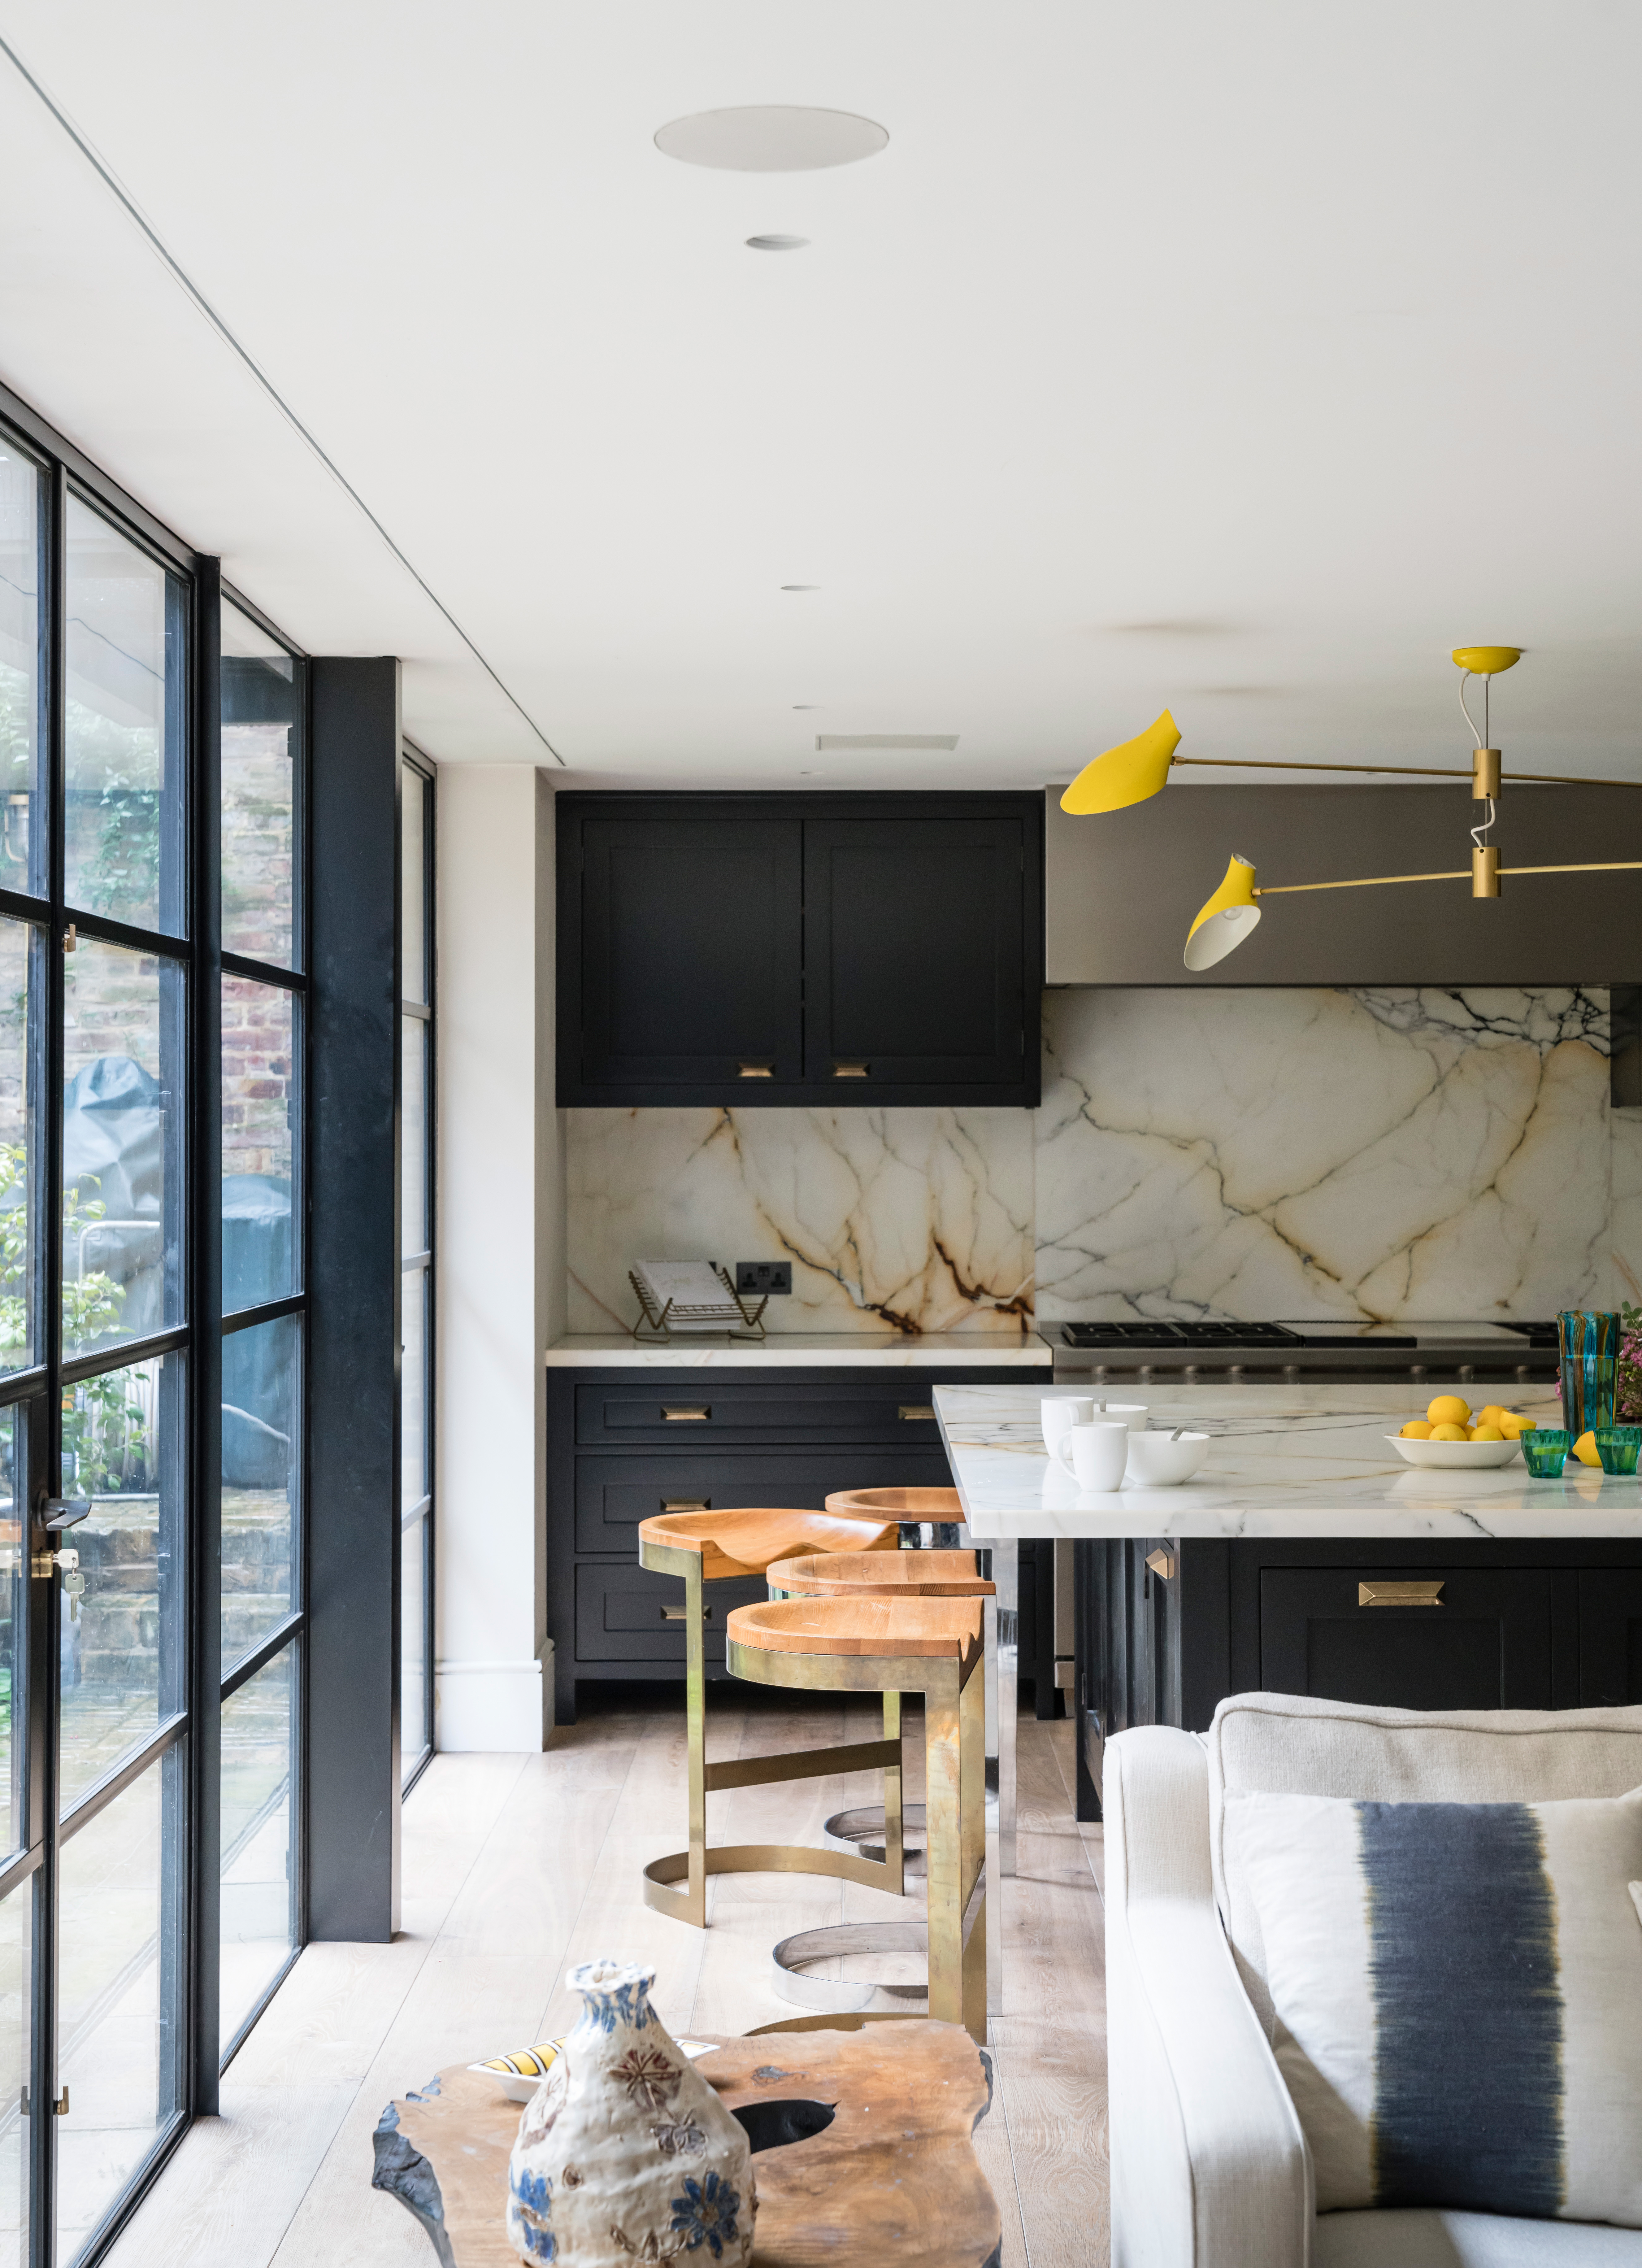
left=1049, top=1317, right=1560, bottom=1385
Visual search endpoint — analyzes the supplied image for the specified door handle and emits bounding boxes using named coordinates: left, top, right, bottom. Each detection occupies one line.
left=1145, top=1550, right=1175, bottom=1581
left=662, top=1605, right=713, bottom=1622
left=899, top=1405, right=935, bottom=1422
left=661, top=1498, right=710, bottom=1513
left=737, top=1061, right=774, bottom=1079
left=832, top=1061, right=870, bottom=1078
left=1358, top=1581, right=1444, bottom=1607
left=662, top=1406, right=710, bottom=1422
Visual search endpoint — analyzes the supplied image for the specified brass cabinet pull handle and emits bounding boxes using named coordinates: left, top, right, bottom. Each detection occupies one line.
left=661, top=1497, right=710, bottom=1513
left=1145, top=1549, right=1175, bottom=1581
left=661, top=1605, right=712, bottom=1622
left=833, top=1061, right=870, bottom=1078
left=662, top=1405, right=710, bottom=1422
left=738, top=1061, right=774, bottom=1078
left=1359, top=1581, right=1444, bottom=1607
left=899, top=1404, right=936, bottom=1422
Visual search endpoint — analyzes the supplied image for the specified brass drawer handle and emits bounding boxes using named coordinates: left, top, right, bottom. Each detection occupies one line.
left=833, top=1061, right=870, bottom=1078
left=1359, top=1581, right=1444, bottom=1607
left=1145, top=1549, right=1175, bottom=1581
left=662, top=1405, right=710, bottom=1422
left=662, top=1605, right=713, bottom=1622
left=738, top=1061, right=774, bottom=1078
left=662, top=1497, right=710, bottom=1513
left=899, top=1404, right=935, bottom=1422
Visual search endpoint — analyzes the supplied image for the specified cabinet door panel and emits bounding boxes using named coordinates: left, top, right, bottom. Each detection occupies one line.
left=575, top=1384, right=945, bottom=1446
left=1577, top=1570, right=1642, bottom=1706
left=1260, top=1567, right=1552, bottom=1711
left=573, top=1450, right=955, bottom=1556
left=578, top=817, right=802, bottom=1086
left=576, top=1563, right=766, bottom=1664
left=803, top=818, right=1027, bottom=1087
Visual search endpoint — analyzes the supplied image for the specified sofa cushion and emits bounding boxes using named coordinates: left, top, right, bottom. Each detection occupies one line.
left=1226, top=1785, right=1642, bottom=2223
left=1315, top=2209, right=1642, bottom=2266
left=1206, top=1694, right=1642, bottom=2036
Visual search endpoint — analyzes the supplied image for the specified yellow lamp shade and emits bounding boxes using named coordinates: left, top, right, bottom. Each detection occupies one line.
left=1060, top=710, right=1181, bottom=816
left=1451, top=646, right=1522, bottom=675
left=1184, top=854, right=1261, bottom=971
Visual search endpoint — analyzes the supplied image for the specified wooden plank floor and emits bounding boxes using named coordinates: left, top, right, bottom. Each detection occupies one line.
left=104, top=1691, right=1110, bottom=2268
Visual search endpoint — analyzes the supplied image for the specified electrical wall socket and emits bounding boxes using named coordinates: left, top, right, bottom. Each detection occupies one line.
left=735, top=1260, right=792, bottom=1296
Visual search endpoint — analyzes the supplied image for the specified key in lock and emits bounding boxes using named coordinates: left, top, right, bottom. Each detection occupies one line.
left=64, top=1570, right=86, bottom=1621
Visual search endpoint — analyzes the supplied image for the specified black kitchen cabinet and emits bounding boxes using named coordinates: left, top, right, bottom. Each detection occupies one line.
left=548, top=1361, right=1036, bottom=1720
left=556, top=794, right=1043, bottom=1107
left=1074, top=1538, right=1642, bottom=1819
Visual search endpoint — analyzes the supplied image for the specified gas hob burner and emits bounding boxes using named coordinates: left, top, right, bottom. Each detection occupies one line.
left=1059, top=1320, right=1305, bottom=1350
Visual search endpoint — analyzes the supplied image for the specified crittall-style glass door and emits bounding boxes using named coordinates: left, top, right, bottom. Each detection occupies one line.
left=0, top=388, right=308, bottom=2268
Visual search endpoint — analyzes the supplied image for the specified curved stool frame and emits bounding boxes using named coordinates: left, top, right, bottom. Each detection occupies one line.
left=727, top=1615, right=987, bottom=2044
left=638, top=1526, right=908, bottom=1928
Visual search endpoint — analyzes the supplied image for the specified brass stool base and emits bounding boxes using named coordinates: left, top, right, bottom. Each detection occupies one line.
left=642, top=1839, right=902, bottom=1930
left=825, top=1803, right=927, bottom=1874
left=772, top=1921, right=931, bottom=2013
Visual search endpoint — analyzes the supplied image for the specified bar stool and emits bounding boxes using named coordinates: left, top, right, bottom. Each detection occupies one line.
left=636, top=1506, right=901, bottom=1928
left=726, top=1592, right=988, bottom=2044
left=762, top=1547, right=994, bottom=2014
left=825, top=1486, right=965, bottom=1547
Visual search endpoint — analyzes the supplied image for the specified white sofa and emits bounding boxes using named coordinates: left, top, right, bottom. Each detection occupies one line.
left=1104, top=1692, right=1642, bottom=2268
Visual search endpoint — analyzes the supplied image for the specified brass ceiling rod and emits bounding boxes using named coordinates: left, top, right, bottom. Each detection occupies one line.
left=1171, top=756, right=1642, bottom=788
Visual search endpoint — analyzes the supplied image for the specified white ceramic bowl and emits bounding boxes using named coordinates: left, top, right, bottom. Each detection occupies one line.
left=1385, top=1434, right=1522, bottom=1470
left=1123, top=1430, right=1210, bottom=1486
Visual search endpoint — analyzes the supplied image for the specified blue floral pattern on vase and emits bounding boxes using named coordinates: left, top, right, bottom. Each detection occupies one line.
left=509, top=2166, right=555, bottom=2261
left=671, top=2171, right=742, bottom=2258
left=569, top=1962, right=655, bottom=2036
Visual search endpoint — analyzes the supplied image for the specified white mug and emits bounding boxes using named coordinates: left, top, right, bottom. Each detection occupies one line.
left=1040, top=1395, right=1095, bottom=1452
left=1052, top=1420, right=1130, bottom=1490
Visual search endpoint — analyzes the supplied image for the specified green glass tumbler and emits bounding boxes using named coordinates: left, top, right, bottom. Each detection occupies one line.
left=1520, top=1428, right=1571, bottom=1478
left=1595, top=1426, right=1642, bottom=1477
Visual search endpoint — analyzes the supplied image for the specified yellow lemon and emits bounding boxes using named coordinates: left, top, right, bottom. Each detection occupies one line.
left=1470, top=1424, right=1504, bottom=1442
left=1572, top=1430, right=1601, bottom=1466
left=1475, top=1404, right=1509, bottom=1427
left=1496, top=1413, right=1530, bottom=1439
left=1427, top=1394, right=1471, bottom=1427
left=1429, top=1422, right=1470, bottom=1441
left=1400, top=1420, right=1434, bottom=1439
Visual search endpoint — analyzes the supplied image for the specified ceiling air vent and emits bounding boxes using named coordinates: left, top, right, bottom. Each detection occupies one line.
left=814, top=734, right=958, bottom=751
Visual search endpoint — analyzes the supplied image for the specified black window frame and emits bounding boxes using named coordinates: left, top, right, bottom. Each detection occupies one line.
left=399, top=745, right=434, bottom=1792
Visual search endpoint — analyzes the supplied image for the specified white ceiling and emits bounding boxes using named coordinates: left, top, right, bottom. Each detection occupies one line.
left=0, top=3, right=1638, bottom=789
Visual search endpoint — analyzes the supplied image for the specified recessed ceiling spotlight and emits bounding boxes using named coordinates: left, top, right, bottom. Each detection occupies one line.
left=655, top=107, right=888, bottom=172
left=780, top=584, right=819, bottom=592
left=746, top=234, right=809, bottom=252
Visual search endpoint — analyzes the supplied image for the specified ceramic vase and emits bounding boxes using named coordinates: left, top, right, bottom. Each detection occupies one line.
left=506, top=1957, right=755, bottom=2266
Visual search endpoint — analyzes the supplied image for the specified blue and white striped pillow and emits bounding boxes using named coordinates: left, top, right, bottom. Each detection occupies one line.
left=1226, top=1787, right=1642, bottom=2224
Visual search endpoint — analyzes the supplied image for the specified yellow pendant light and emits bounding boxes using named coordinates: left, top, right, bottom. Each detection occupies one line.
left=1060, top=710, right=1181, bottom=814
left=1183, top=855, right=1261, bottom=970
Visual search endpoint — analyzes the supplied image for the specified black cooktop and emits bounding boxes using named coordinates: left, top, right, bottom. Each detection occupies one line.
left=1059, top=1319, right=1560, bottom=1351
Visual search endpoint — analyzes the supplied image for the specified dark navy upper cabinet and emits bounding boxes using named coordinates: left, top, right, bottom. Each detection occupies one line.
left=558, top=793, right=1043, bottom=1106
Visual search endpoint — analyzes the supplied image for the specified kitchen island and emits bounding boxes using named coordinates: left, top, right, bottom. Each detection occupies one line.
left=935, top=1379, right=1642, bottom=1827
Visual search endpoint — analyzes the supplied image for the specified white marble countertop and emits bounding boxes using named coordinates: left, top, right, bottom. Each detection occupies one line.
left=544, top=1332, right=1053, bottom=1369
left=934, top=1382, right=1642, bottom=1539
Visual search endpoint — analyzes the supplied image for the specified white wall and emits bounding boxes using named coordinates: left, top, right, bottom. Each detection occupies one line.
left=434, top=766, right=563, bottom=1750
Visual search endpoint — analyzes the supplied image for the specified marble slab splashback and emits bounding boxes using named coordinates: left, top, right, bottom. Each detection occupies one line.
left=566, top=1107, right=1036, bottom=1336
left=1037, top=986, right=1620, bottom=1324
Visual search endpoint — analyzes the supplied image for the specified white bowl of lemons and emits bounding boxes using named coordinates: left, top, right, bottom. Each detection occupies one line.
left=1386, top=1395, right=1527, bottom=1469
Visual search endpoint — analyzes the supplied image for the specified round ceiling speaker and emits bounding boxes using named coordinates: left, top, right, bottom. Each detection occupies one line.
left=655, top=106, right=888, bottom=172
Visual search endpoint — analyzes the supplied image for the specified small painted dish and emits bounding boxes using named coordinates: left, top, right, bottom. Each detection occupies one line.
left=1385, top=1434, right=1522, bottom=1470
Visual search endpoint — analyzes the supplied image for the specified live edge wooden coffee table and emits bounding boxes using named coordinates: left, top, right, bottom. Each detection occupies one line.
left=373, top=2019, right=1001, bottom=2268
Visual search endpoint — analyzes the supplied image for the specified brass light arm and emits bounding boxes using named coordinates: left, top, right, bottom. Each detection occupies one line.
left=1174, top=756, right=1642, bottom=788
left=1255, top=860, right=1642, bottom=898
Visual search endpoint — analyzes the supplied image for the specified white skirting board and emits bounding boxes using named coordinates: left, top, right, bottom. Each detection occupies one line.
left=434, top=1645, right=553, bottom=1752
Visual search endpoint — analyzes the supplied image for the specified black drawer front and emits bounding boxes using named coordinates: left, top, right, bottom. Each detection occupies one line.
left=575, top=1384, right=945, bottom=1447
left=576, top=1562, right=767, bottom=1665
left=1260, top=1567, right=1553, bottom=1712
left=575, top=1451, right=956, bottom=1556
left=1578, top=1569, right=1642, bottom=1706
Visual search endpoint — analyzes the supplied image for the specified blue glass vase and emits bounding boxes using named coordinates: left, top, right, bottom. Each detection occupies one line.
left=1557, top=1310, right=1620, bottom=1438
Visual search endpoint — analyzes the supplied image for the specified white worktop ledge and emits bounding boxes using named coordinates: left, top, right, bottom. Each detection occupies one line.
left=544, top=1332, right=1053, bottom=1369
left=934, top=1381, right=1642, bottom=1539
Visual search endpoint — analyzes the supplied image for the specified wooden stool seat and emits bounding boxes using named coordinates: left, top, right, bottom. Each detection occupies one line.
left=728, top=1595, right=983, bottom=1670
left=824, top=1487, right=962, bottom=1523
left=639, top=1506, right=897, bottom=1580
left=769, top=1548, right=994, bottom=1600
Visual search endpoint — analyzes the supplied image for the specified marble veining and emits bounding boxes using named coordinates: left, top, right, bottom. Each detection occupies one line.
left=1036, top=986, right=1616, bottom=1325
left=566, top=1106, right=1035, bottom=1336
left=934, top=1382, right=1642, bottom=1539
left=936, top=1380, right=1642, bottom=1537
